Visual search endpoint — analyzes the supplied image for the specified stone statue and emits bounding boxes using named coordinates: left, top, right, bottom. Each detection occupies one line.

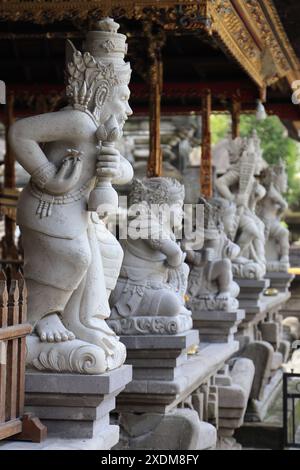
left=257, top=161, right=289, bottom=272
left=9, top=18, right=134, bottom=374
left=215, top=132, right=267, bottom=280
left=108, top=177, right=193, bottom=335
left=185, top=197, right=240, bottom=312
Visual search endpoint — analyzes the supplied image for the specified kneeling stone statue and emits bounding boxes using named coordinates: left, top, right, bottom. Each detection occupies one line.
left=108, top=177, right=193, bottom=335
left=186, top=198, right=240, bottom=312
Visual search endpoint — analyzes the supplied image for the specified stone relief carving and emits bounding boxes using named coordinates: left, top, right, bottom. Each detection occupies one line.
left=215, top=132, right=267, bottom=280
left=108, top=177, right=193, bottom=335
left=185, top=197, right=240, bottom=312
left=9, top=18, right=134, bottom=374
left=257, top=161, right=290, bottom=272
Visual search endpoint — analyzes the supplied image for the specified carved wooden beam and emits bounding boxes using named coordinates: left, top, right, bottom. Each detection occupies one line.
left=0, top=1, right=298, bottom=92
left=208, top=0, right=300, bottom=88
left=144, top=24, right=165, bottom=178
left=201, top=89, right=212, bottom=199
left=231, top=93, right=241, bottom=138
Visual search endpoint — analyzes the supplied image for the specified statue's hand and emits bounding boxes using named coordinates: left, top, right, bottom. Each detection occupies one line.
left=236, top=193, right=247, bottom=207
left=44, top=154, right=83, bottom=195
left=167, top=247, right=186, bottom=268
left=203, top=247, right=214, bottom=262
left=96, top=145, right=120, bottom=179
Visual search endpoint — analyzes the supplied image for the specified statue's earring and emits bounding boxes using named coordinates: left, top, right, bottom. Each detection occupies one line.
left=93, top=82, right=109, bottom=122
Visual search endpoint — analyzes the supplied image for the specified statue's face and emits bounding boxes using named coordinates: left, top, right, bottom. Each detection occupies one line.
left=100, top=84, right=132, bottom=132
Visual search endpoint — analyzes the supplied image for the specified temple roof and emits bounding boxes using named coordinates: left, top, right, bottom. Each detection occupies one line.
left=0, top=1, right=300, bottom=138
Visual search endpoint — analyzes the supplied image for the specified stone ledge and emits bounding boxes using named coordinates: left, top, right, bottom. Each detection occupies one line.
left=193, top=309, right=245, bottom=322
left=25, top=364, right=132, bottom=395
left=118, top=342, right=239, bottom=413
left=120, top=329, right=199, bottom=351
left=0, top=424, right=119, bottom=450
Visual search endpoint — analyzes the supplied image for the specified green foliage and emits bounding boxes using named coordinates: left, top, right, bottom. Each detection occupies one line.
left=210, top=113, right=300, bottom=210
left=210, top=114, right=230, bottom=145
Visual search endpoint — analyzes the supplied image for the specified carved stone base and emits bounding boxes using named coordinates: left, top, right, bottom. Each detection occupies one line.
left=107, top=314, right=192, bottom=335
left=0, top=365, right=132, bottom=450
left=232, top=261, right=265, bottom=281
left=26, top=334, right=126, bottom=374
left=192, top=309, right=245, bottom=343
left=266, top=262, right=290, bottom=273
left=188, top=296, right=239, bottom=313
left=235, top=278, right=269, bottom=327
left=266, top=271, right=294, bottom=293
left=115, top=330, right=239, bottom=450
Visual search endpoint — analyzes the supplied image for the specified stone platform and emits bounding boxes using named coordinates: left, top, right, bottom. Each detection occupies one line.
left=115, top=329, right=239, bottom=450
left=0, top=365, right=132, bottom=450
left=237, top=290, right=290, bottom=337
left=266, top=272, right=294, bottom=293
left=235, top=278, right=269, bottom=326
left=192, top=309, right=245, bottom=343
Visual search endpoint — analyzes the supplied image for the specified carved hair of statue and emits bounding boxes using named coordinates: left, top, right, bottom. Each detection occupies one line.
left=206, top=197, right=235, bottom=227
left=65, top=17, right=131, bottom=117
left=129, top=177, right=185, bottom=206
left=227, top=131, right=267, bottom=176
left=197, top=197, right=219, bottom=239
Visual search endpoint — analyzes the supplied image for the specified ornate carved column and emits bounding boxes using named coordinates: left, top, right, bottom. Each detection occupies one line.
left=144, top=25, right=165, bottom=178
left=201, top=89, right=212, bottom=198
left=2, top=92, right=18, bottom=260
left=231, top=93, right=241, bottom=139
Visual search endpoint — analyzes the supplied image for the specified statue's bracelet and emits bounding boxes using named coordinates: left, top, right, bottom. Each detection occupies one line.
left=31, top=162, right=56, bottom=189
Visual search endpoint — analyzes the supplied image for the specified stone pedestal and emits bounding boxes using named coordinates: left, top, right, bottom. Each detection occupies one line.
left=0, top=366, right=132, bottom=450
left=118, top=330, right=200, bottom=413
left=235, top=279, right=269, bottom=327
left=266, top=272, right=294, bottom=293
left=115, top=332, right=239, bottom=450
left=193, top=309, right=245, bottom=343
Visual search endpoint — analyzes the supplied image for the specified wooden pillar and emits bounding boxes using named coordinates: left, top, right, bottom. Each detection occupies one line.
left=2, top=92, right=18, bottom=260
left=201, top=89, right=212, bottom=198
left=231, top=94, right=241, bottom=139
left=145, top=25, right=165, bottom=178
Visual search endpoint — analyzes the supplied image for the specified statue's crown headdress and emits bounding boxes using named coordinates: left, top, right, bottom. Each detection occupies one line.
left=83, top=17, right=131, bottom=85
left=228, top=137, right=245, bottom=164
left=66, top=18, right=131, bottom=110
left=197, top=197, right=218, bottom=239
left=129, top=177, right=185, bottom=206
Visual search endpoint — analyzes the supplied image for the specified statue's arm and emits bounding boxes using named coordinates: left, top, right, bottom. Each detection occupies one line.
left=147, top=237, right=185, bottom=268
left=8, top=111, right=90, bottom=175
left=113, top=155, right=133, bottom=185
left=215, top=171, right=238, bottom=201
left=269, top=185, right=288, bottom=212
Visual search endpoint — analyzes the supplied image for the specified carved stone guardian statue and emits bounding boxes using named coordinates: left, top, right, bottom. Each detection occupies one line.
left=108, top=177, right=193, bottom=335
left=186, top=197, right=240, bottom=312
left=9, top=18, right=134, bottom=374
left=215, top=132, right=267, bottom=280
left=257, top=161, right=290, bottom=272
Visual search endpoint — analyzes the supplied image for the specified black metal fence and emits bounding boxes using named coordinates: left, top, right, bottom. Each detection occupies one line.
left=283, top=372, right=300, bottom=448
